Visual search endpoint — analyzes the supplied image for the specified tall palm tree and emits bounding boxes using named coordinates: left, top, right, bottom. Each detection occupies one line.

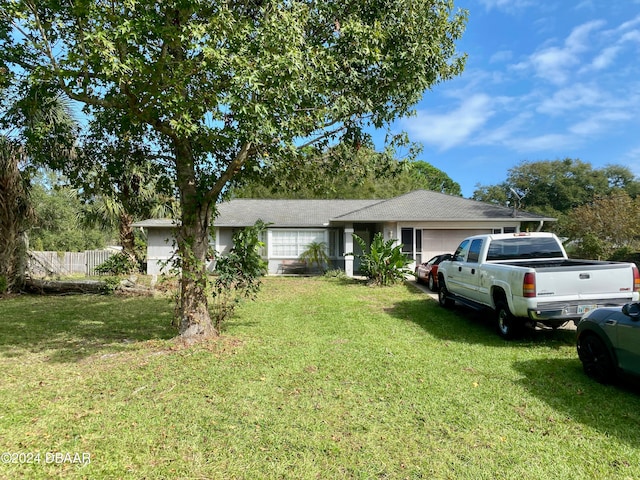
left=0, top=84, right=76, bottom=291
left=0, top=138, right=32, bottom=292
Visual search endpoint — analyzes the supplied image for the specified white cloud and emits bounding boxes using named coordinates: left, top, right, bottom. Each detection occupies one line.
left=489, top=50, right=513, bottom=64
left=519, top=20, right=607, bottom=85
left=402, top=94, right=495, bottom=150
left=589, top=46, right=621, bottom=70
left=569, top=111, right=633, bottom=136
left=536, top=84, right=603, bottom=115
left=476, top=0, right=535, bottom=11
left=506, top=133, right=577, bottom=152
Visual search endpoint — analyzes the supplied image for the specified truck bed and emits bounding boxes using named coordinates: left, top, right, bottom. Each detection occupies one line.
left=494, top=259, right=626, bottom=270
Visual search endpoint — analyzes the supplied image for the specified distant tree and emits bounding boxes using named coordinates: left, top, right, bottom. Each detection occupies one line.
left=29, top=171, right=112, bottom=252
left=472, top=159, right=638, bottom=216
left=561, top=192, right=640, bottom=260
left=232, top=147, right=461, bottom=199
left=69, top=109, right=178, bottom=263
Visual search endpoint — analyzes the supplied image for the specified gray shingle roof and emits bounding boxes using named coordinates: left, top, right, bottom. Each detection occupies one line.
left=132, top=190, right=555, bottom=229
left=332, top=190, right=554, bottom=222
left=215, top=198, right=379, bottom=227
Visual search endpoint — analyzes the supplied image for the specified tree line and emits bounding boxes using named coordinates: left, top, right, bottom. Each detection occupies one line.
left=472, top=158, right=640, bottom=260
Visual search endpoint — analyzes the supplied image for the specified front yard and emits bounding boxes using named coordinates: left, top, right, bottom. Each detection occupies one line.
left=1, top=277, right=639, bottom=479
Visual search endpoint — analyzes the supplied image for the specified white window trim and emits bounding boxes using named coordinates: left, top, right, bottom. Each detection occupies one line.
left=268, top=229, right=329, bottom=259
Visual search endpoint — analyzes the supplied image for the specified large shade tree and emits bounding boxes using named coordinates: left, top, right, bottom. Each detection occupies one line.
left=1, top=0, right=467, bottom=339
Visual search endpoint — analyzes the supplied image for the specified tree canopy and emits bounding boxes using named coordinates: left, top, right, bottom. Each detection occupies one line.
left=1, top=0, right=468, bottom=338
left=231, top=147, right=462, bottom=199
left=472, top=159, right=639, bottom=217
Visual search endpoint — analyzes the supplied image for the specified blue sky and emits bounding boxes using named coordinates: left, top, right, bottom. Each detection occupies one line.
left=378, top=0, right=640, bottom=198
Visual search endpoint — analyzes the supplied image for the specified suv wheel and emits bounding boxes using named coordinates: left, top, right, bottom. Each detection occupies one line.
left=577, top=333, right=615, bottom=384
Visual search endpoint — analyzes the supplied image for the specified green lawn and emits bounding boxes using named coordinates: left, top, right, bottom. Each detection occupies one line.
left=1, top=277, right=639, bottom=479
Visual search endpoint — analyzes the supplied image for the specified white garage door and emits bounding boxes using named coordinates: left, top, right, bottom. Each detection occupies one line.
left=421, top=229, right=490, bottom=260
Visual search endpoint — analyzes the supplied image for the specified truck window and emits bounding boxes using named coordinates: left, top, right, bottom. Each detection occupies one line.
left=467, top=239, right=483, bottom=263
left=453, top=240, right=470, bottom=262
left=487, top=237, right=564, bottom=261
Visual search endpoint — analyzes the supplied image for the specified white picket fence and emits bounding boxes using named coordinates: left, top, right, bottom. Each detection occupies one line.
left=28, top=250, right=116, bottom=277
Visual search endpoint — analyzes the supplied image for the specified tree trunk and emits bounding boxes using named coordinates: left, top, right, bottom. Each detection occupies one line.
left=0, top=142, right=33, bottom=293
left=174, top=137, right=217, bottom=340
left=119, top=212, right=137, bottom=264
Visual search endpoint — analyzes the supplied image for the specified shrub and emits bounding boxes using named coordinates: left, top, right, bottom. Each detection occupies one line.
left=324, top=268, right=347, bottom=279
left=95, top=252, right=138, bottom=275
left=351, top=232, right=412, bottom=286
left=299, top=241, right=330, bottom=273
left=211, top=220, right=268, bottom=330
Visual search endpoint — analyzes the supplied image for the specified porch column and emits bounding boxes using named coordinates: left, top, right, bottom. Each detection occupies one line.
left=344, top=224, right=354, bottom=277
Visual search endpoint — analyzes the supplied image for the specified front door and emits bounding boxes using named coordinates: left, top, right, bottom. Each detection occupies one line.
left=353, top=229, right=370, bottom=274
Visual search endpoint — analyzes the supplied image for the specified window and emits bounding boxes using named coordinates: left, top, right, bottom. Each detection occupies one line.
left=453, top=239, right=470, bottom=262
left=270, top=230, right=326, bottom=258
left=467, top=239, right=483, bottom=263
left=401, top=228, right=414, bottom=255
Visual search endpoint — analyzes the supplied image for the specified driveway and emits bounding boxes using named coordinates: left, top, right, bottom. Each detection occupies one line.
left=406, top=278, right=577, bottom=332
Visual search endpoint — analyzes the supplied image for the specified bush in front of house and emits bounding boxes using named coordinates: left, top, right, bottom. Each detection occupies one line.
left=210, top=220, right=268, bottom=330
left=351, top=232, right=412, bottom=286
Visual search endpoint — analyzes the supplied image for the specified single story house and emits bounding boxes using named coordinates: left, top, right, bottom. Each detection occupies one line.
left=132, top=189, right=555, bottom=277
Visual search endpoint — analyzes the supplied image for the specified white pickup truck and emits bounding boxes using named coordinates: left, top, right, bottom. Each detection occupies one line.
left=436, top=232, right=640, bottom=339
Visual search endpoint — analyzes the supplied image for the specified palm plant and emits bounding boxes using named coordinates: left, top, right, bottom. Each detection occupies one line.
left=299, top=241, right=330, bottom=273
left=352, top=232, right=412, bottom=286
left=0, top=84, right=76, bottom=292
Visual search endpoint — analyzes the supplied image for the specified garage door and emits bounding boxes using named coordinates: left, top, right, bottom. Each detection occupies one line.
left=421, top=229, right=490, bottom=260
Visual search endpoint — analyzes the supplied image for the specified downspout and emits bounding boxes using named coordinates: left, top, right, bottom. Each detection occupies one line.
left=536, top=220, right=544, bottom=232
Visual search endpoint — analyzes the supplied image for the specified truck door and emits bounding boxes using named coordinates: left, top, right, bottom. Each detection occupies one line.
left=465, top=239, right=485, bottom=302
left=446, top=239, right=470, bottom=295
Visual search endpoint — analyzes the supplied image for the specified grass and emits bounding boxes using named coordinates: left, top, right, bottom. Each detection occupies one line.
left=1, top=277, right=639, bottom=479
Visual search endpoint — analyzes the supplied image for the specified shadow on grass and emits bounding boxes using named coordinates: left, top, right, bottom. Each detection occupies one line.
left=389, top=291, right=576, bottom=348
left=513, top=358, right=640, bottom=445
left=0, top=294, right=176, bottom=363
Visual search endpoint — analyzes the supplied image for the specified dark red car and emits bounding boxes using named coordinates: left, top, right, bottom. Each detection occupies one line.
left=415, top=254, right=452, bottom=291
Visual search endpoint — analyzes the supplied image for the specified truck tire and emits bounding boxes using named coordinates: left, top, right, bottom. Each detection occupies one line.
left=496, top=301, right=520, bottom=339
left=438, top=280, right=454, bottom=308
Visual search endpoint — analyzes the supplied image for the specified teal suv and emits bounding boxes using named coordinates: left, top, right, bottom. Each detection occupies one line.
left=577, top=303, right=640, bottom=384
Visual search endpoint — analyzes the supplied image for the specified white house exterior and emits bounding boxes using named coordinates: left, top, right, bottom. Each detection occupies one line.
left=132, top=190, right=555, bottom=277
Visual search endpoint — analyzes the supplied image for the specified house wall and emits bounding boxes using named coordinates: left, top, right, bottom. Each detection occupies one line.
left=143, top=220, right=524, bottom=277
left=146, top=227, right=177, bottom=275
left=388, top=221, right=521, bottom=269
left=215, top=228, right=234, bottom=256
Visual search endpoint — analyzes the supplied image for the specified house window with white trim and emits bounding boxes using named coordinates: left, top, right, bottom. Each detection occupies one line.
left=270, top=229, right=326, bottom=258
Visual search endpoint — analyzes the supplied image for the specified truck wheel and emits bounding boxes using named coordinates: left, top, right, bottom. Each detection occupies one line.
left=428, top=274, right=437, bottom=292
left=577, top=333, right=615, bottom=384
left=496, top=301, right=520, bottom=339
left=438, top=281, right=454, bottom=308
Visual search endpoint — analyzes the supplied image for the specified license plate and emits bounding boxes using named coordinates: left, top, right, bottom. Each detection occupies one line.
left=577, top=304, right=598, bottom=315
